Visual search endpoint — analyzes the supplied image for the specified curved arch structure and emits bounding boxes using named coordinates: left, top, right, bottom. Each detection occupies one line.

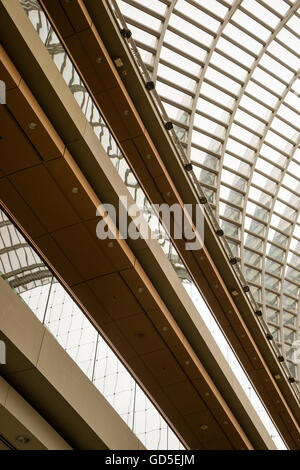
left=0, top=209, right=52, bottom=292
left=117, top=0, right=300, bottom=379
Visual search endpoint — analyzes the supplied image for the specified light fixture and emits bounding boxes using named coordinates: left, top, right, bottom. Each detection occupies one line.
left=114, top=57, right=123, bottom=67
left=162, top=326, right=168, bottom=332
left=274, top=374, right=281, bottom=380
left=164, top=121, right=173, bottom=130
left=123, top=110, right=129, bottom=116
left=200, top=425, right=208, bottom=431
left=28, top=122, right=37, bottom=130
left=231, top=290, right=239, bottom=297
left=72, top=187, right=79, bottom=194
left=16, top=435, right=29, bottom=444
left=121, top=28, right=132, bottom=39
left=184, top=163, right=193, bottom=171
left=137, top=287, right=143, bottom=294
left=145, top=81, right=155, bottom=91
left=146, top=154, right=152, bottom=160
left=96, top=57, right=103, bottom=64
left=108, top=241, right=114, bottom=248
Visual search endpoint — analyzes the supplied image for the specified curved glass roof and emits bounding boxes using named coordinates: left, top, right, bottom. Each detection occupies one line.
left=116, top=0, right=300, bottom=377
left=0, top=210, right=52, bottom=292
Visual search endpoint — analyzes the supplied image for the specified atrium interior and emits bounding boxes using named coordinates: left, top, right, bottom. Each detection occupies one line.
left=0, top=0, right=299, bottom=451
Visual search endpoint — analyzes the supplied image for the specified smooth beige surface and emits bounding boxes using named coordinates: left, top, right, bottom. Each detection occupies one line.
left=0, top=277, right=144, bottom=450
left=0, top=288, right=45, bottom=370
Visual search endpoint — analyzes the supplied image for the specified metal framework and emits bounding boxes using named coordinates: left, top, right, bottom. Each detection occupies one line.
left=114, top=0, right=300, bottom=380
left=0, top=210, right=52, bottom=292
left=0, top=0, right=295, bottom=447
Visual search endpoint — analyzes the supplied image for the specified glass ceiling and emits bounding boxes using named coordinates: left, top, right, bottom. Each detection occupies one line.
left=0, top=0, right=293, bottom=446
left=0, top=210, right=52, bottom=292
left=115, top=0, right=300, bottom=378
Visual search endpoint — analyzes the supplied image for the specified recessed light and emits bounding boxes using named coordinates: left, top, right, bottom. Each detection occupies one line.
left=200, top=425, right=208, bottom=431
left=274, top=374, right=281, bottom=380
left=72, top=187, right=79, bottom=194
left=16, top=435, right=29, bottom=444
left=162, top=326, right=168, bottom=332
left=146, top=154, right=152, bottom=160
left=224, top=421, right=228, bottom=425
left=108, top=241, right=114, bottom=248
left=205, top=392, right=210, bottom=397
left=137, top=287, right=143, bottom=294
left=114, top=58, right=124, bottom=67
left=231, top=290, right=239, bottom=297
left=123, top=110, right=129, bottom=116
left=29, top=122, right=37, bottom=130
left=96, top=57, right=103, bottom=63
left=185, top=360, right=190, bottom=366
